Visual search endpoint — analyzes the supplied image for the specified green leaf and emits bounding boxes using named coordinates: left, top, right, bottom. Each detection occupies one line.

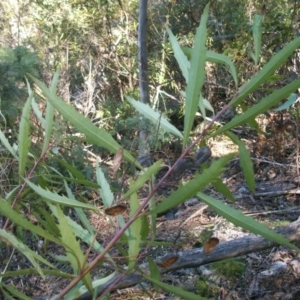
left=42, top=70, right=58, bottom=153
left=128, top=190, right=142, bottom=270
left=144, top=275, right=207, bottom=300
left=65, top=216, right=106, bottom=254
left=202, top=97, right=215, bottom=115
left=31, top=98, right=46, bottom=127
left=274, top=93, right=298, bottom=111
left=19, top=80, right=32, bottom=179
left=65, top=272, right=116, bottom=300
left=212, top=178, right=235, bottom=202
left=231, top=37, right=300, bottom=107
left=214, top=79, right=300, bottom=135
left=55, top=157, right=86, bottom=180
left=46, top=175, right=100, bottom=188
left=226, top=132, right=255, bottom=192
left=0, top=268, right=74, bottom=278
left=147, top=257, right=161, bottom=292
left=140, top=214, right=150, bottom=241
left=1, top=283, right=32, bottom=300
left=120, top=160, right=163, bottom=201
left=33, top=207, right=60, bottom=236
left=197, top=192, right=299, bottom=251
left=0, top=229, right=55, bottom=278
left=24, top=179, right=97, bottom=210
left=126, top=96, right=183, bottom=139
left=0, top=130, right=18, bottom=160
left=96, top=164, right=114, bottom=208
left=0, top=198, right=63, bottom=246
left=95, top=165, right=129, bottom=236
left=239, top=102, right=259, bottom=129
left=64, top=181, right=95, bottom=235
left=49, top=204, right=93, bottom=291
left=198, top=93, right=207, bottom=121
left=150, top=154, right=234, bottom=215
left=183, top=3, right=209, bottom=147
left=27, top=73, right=137, bottom=165
left=167, top=28, right=190, bottom=82
left=49, top=200, right=112, bottom=262
left=206, top=50, right=238, bottom=87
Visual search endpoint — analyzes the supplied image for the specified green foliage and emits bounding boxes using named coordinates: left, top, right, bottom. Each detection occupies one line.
left=0, top=45, right=40, bottom=123
left=0, top=46, right=40, bottom=85
left=0, top=3, right=300, bottom=299
left=144, top=275, right=208, bottom=300
left=195, top=279, right=219, bottom=298
left=198, top=192, right=298, bottom=251
left=213, top=258, right=246, bottom=280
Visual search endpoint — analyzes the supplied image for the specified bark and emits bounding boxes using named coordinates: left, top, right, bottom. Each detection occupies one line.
left=138, top=0, right=150, bottom=158
left=35, top=219, right=300, bottom=300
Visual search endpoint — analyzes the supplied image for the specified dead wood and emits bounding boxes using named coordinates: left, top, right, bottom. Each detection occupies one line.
left=36, top=219, right=300, bottom=300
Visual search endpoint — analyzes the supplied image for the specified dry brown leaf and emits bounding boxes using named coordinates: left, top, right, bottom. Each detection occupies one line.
left=203, top=237, right=219, bottom=254
left=105, top=204, right=127, bottom=216
left=157, top=255, right=179, bottom=268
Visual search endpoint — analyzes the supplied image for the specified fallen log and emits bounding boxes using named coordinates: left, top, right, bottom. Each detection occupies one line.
left=36, top=218, right=300, bottom=300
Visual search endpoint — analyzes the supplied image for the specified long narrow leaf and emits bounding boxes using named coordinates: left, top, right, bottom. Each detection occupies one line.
left=0, top=198, right=64, bottom=246
left=147, top=257, right=161, bottom=292
left=197, top=192, right=299, bottom=251
left=167, top=28, right=190, bottom=82
left=183, top=3, right=209, bottom=147
left=0, top=130, right=18, bottom=160
left=95, top=164, right=129, bottom=235
left=226, top=132, right=255, bottom=192
left=150, top=154, right=234, bottom=215
left=27, top=74, right=137, bottom=165
left=0, top=229, right=55, bottom=278
left=1, top=284, right=32, bottom=300
left=19, top=80, right=32, bottom=178
left=66, top=272, right=116, bottom=299
left=31, top=98, right=46, bottom=127
left=126, top=96, right=183, bottom=139
left=214, top=79, right=300, bottom=135
left=231, top=37, right=300, bottom=106
left=33, top=208, right=60, bottom=236
left=144, top=275, right=207, bottom=300
left=120, top=160, right=163, bottom=201
left=96, top=164, right=114, bottom=208
left=48, top=175, right=100, bottom=188
left=0, top=268, right=74, bottom=278
left=128, top=190, right=141, bottom=270
left=64, top=215, right=110, bottom=257
left=275, top=93, right=298, bottom=111
left=206, top=50, right=238, bottom=87
left=55, top=158, right=86, bottom=180
left=49, top=204, right=93, bottom=292
left=212, top=178, right=235, bottom=202
left=24, top=179, right=97, bottom=210
left=64, top=181, right=95, bottom=235
left=42, top=70, right=59, bottom=153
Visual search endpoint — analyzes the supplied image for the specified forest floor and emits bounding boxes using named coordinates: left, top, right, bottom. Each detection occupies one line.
left=105, top=114, right=300, bottom=300
left=2, top=113, right=300, bottom=300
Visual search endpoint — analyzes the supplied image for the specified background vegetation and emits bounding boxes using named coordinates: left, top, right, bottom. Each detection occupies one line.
left=0, top=0, right=300, bottom=299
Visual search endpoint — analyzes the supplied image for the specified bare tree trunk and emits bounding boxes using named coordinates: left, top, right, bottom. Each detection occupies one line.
left=138, top=0, right=150, bottom=160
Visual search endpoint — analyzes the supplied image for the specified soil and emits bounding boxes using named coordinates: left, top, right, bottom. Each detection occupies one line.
left=1, top=112, right=300, bottom=300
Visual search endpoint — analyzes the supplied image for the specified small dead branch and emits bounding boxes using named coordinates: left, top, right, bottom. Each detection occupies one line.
left=244, top=206, right=300, bottom=217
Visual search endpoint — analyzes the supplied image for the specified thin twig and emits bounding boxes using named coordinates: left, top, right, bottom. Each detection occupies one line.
left=244, top=206, right=300, bottom=217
